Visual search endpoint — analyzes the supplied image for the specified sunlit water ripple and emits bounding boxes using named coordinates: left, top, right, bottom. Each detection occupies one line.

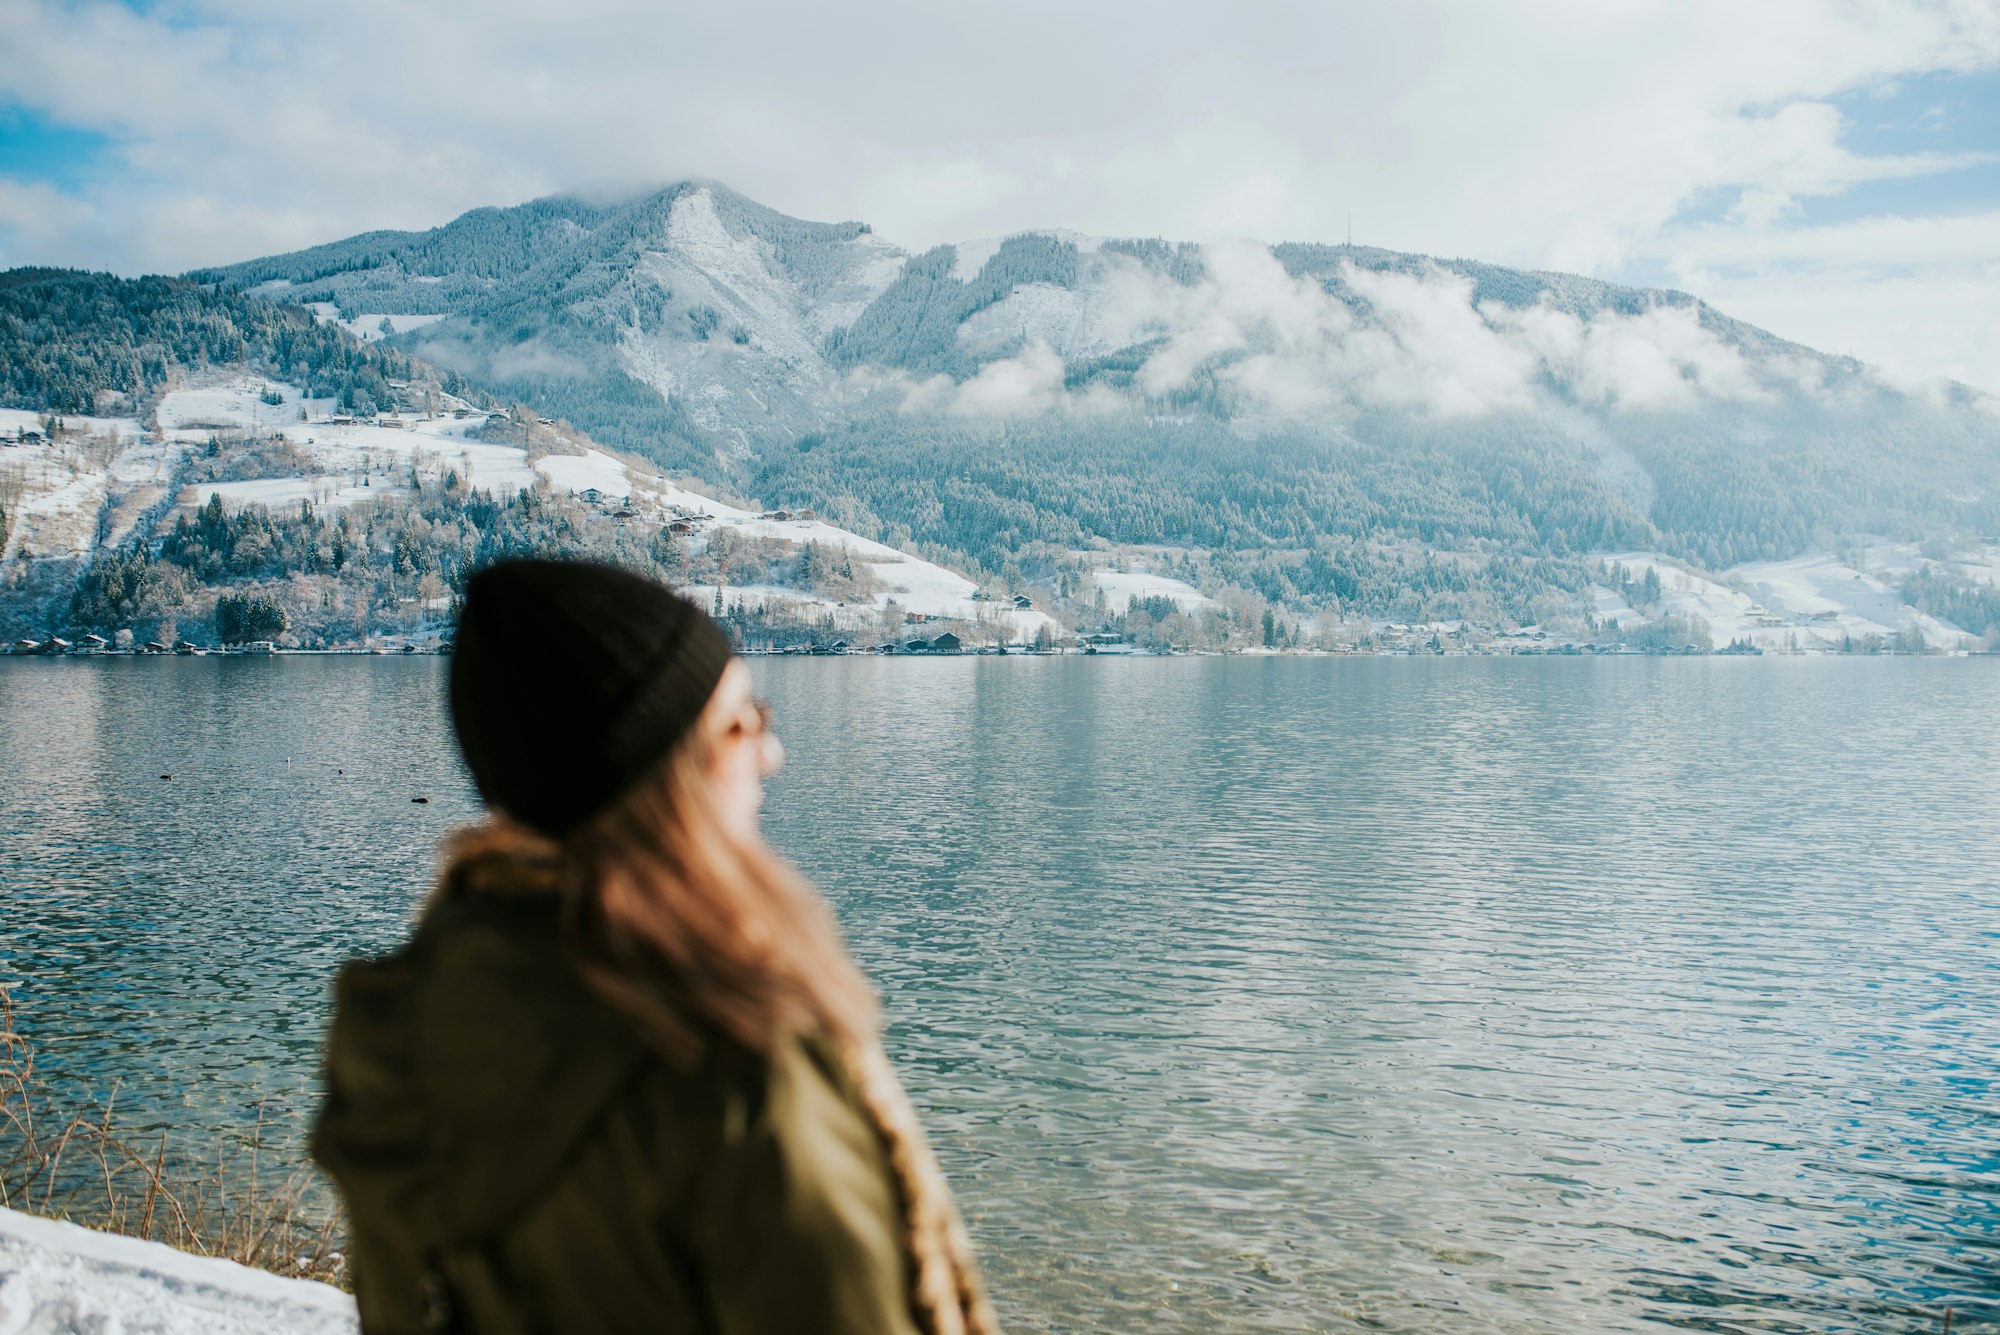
left=1, top=656, right=1995, bottom=1332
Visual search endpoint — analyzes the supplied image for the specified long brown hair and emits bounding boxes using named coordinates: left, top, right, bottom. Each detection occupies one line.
left=434, top=722, right=877, bottom=1067
left=433, top=721, right=1002, bottom=1335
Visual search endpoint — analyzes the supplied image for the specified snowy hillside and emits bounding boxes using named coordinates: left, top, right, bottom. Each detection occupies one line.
left=1590, top=547, right=1994, bottom=651
left=1, top=372, right=1056, bottom=644
left=187, top=182, right=2000, bottom=629
left=10, top=204, right=2000, bottom=651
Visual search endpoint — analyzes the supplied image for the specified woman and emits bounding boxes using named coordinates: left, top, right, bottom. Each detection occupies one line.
left=313, top=557, right=998, bottom=1335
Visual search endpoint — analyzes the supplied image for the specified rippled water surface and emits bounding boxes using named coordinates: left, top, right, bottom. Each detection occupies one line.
left=2, top=656, right=1996, bottom=1332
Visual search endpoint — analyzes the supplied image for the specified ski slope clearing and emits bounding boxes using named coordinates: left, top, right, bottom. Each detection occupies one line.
left=0, top=1207, right=356, bottom=1335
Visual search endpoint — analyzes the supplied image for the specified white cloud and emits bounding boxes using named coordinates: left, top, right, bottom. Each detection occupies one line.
left=0, top=0, right=1995, bottom=386
left=1487, top=301, right=1767, bottom=410
left=1658, top=208, right=2000, bottom=392
left=1096, top=245, right=1766, bottom=417
left=947, top=340, right=1067, bottom=416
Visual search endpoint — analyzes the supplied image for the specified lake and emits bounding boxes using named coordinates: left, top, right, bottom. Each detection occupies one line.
left=1, top=655, right=1995, bottom=1333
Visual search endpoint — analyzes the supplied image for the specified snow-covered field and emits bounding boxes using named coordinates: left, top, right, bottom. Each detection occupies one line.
left=157, top=383, right=315, bottom=438
left=2, top=410, right=151, bottom=558
left=1087, top=569, right=1214, bottom=613
left=0, top=407, right=144, bottom=441
left=303, top=303, right=446, bottom=343
left=684, top=507, right=1062, bottom=641
left=1593, top=549, right=1977, bottom=650
left=0, top=1207, right=356, bottom=1335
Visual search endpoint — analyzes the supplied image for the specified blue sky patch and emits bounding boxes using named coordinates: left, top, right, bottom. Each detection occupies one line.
left=0, top=107, right=118, bottom=191
left=1832, top=68, right=2000, bottom=160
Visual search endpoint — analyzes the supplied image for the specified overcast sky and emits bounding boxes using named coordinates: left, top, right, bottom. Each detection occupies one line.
left=2, top=0, right=1997, bottom=391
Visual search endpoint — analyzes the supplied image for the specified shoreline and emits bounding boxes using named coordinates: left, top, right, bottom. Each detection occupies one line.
left=3, top=645, right=1994, bottom=660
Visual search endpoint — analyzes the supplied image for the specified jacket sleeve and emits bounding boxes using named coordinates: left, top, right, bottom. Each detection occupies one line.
left=671, top=1037, right=923, bottom=1335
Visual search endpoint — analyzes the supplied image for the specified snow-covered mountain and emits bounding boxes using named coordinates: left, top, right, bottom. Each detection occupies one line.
left=193, top=183, right=2000, bottom=597
left=201, top=181, right=1994, bottom=464
left=202, top=184, right=907, bottom=459
left=8, top=187, right=1998, bottom=650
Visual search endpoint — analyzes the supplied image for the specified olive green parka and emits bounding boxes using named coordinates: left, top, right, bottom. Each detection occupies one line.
left=313, top=886, right=934, bottom=1335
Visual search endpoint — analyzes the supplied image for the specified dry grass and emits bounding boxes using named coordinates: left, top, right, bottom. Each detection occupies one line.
left=0, top=984, right=348, bottom=1287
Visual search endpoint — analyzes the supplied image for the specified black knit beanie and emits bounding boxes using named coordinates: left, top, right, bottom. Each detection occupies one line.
left=448, top=558, right=733, bottom=836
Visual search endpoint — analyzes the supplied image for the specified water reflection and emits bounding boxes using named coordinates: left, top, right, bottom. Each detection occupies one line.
left=1, top=655, right=1995, bottom=1333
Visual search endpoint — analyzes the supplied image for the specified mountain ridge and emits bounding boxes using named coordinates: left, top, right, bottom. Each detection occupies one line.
left=4, top=184, right=1997, bottom=650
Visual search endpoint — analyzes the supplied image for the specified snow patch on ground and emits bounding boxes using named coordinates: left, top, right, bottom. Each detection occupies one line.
left=534, top=449, right=639, bottom=499
left=304, top=304, right=446, bottom=343
left=1941, top=544, right=2000, bottom=587
left=808, top=233, right=908, bottom=336
left=1592, top=549, right=1977, bottom=650
left=690, top=513, right=1061, bottom=641
left=0, top=408, right=144, bottom=441
left=157, top=380, right=314, bottom=438
left=957, top=282, right=1112, bottom=361
left=952, top=238, right=1004, bottom=282
left=6, top=452, right=107, bottom=557
left=144, top=385, right=1044, bottom=636
left=1730, top=551, right=1968, bottom=647
left=614, top=186, right=849, bottom=451
left=0, top=1207, right=356, bottom=1334
left=1087, top=569, right=1214, bottom=612
left=179, top=413, right=537, bottom=514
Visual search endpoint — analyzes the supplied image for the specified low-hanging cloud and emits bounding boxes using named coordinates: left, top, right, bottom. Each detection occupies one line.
left=945, top=340, right=1067, bottom=416
left=1069, top=242, right=1770, bottom=419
